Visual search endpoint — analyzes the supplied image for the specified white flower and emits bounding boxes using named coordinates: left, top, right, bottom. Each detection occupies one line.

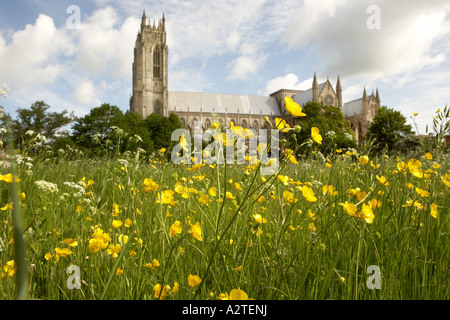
left=25, top=130, right=35, bottom=136
left=34, top=180, right=59, bottom=193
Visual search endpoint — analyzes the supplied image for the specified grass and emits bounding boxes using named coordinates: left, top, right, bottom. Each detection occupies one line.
left=0, top=140, right=449, bottom=300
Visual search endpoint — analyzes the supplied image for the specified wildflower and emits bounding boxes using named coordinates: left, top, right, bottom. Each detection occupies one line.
left=0, top=173, right=20, bottom=183
left=430, top=203, right=438, bottom=218
left=34, top=180, right=58, bottom=193
left=88, top=227, right=111, bottom=253
left=408, top=159, right=423, bottom=178
left=180, top=133, right=189, bottom=152
left=169, top=221, right=183, bottom=237
left=61, top=239, right=78, bottom=247
left=198, top=194, right=210, bottom=205
left=370, top=199, right=382, bottom=209
left=112, top=219, right=123, bottom=229
left=107, top=244, right=122, bottom=258
left=361, top=203, right=375, bottom=224
left=277, top=175, right=290, bottom=185
left=376, top=175, right=389, bottom=186
left=143, top=178, right=159, bottom=192
left=302, top=185, right=317, bottom=202
left=1, top=260, right=15, bottom=279
left=338, top=201, right=359, bottom=217
left=311, top=127, right=322, bottom=144
left=284, top=97, right=306, bottom=117
left=189, top=221, right=203, bottom=241
left=115, top=267, right=123, bottom=276
left=156, top=190, right=177, bottom=206
left=55, top=247, right=72, bottom=258
left=208, top=187, right=217, bottom=197
left=253, top=213, right=267, bottom=224
left=154, top=283, right=171, bottom=299
left=359, top=155, right=369, bottom=165
left=124, top=218, right=133, bottom=227
left=188, top=274, right=202, bottom=287
left=322, top=185, right=337, bottom=196
left=118, top=234, right=128, bottom=244
left=275, top=118, right=292, bottom=132
left=425, top=152, right=433, bottom=160
left=144, top=259, right=160, bottom=270
left=283, top=190, right=296, bottom=203
left=226, top=192, right=235, bottom=200
left=234, top=182, right=243, bottom=191
left=415, top=187, right=430, bottom=198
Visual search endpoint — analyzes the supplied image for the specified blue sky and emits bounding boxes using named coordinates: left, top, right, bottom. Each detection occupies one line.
left=1, top=0, right=449, bottom=134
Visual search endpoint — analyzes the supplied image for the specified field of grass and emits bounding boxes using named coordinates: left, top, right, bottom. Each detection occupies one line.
left=0, top=136, right=449, bottom=300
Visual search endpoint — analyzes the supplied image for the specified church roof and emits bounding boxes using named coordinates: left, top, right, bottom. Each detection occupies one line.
left=292, top=82, right=326, bottom=106
left=168, top=91, right=281, bottom=116
left=343, top=98, right=363, bottom=117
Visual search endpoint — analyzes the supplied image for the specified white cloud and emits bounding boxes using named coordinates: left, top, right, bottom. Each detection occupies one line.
left=0, top=14, right=75, bottom=87
left=76, top=6, right=140, bottom=79
left=73, top=80, right=98, bottom=106
left=263, top=73, right=312, bottom=95
left=283, top=0, right=450, bottom=81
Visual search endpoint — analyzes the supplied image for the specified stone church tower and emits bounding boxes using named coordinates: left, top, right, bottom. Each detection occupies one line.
left=130, top=11, right=168, bottom=118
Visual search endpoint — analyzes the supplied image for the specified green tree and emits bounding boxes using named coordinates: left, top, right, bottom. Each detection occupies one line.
left=366, top=106, right=414, bottom=154
left=120, top=111, right=154, bottom=153
left=287, top=101, right=356, bottom=155
left=145, top=112, right=182, bottom=150
left=71, top=103, right=124, bottom=155
left=11, top=101, right=73, bottom=147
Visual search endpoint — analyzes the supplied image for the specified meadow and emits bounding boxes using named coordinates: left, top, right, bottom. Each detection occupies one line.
left=0, top=134, right=450, bottom=300
left=0, top=107, right=449, bottom=300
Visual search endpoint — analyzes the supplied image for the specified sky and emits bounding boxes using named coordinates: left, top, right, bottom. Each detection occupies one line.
left=1, top=0, right=449, bottom=134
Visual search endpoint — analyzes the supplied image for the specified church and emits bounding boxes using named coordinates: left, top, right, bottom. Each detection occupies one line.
left=130, top=12, right=380, bottom=143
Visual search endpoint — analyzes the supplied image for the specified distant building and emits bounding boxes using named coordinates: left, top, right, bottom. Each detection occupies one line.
left=130, top=12, right=380, bottom=143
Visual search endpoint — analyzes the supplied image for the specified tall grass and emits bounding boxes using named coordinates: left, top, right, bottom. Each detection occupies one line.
left=0, top=140, right=448, bottom=300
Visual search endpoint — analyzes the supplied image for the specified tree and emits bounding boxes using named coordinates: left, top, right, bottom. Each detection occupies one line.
left=120, top=111, right=154, bottom=153
left=287, top=101, right=356, bottom=155
left=144, top=112, right=182, bottom=150
left=71, top=103, right=125, bottom=155
left=12, top=101, right=73, bottom=147
left=366, top=106, right=414, bottom=154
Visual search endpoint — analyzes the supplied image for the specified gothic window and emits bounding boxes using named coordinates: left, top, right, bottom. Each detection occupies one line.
left=153, top=47, right=161, bottom=78
left=154, top=100, right=162, bottom=115
left=253, top=121, right=259, bottom=131
left=324, top=94, right=334, bottom=106
left=180, top=117, right=186, bottom=128
left=205, top=119, right=211, bottom=130
left=241, top=120, right=247, bottom=128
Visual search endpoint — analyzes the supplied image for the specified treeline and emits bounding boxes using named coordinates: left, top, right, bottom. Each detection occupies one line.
left=0, top=101, right=182, bottom=157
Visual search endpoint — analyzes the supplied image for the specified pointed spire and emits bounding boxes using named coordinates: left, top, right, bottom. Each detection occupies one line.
left=312, top=72, right=319, bottom=102
left=376, top=87, right=380, bottom=105
left=336, top=75, right=341, bottom=90
left=162, top=12, right=165, bottom=30
left=336, top=75, right=342, bottom=110
left=141, top=10, right=147, bottom=27
left=363, top=87, right=367, bottom=100
left=313, top=71, right=318, bottom=87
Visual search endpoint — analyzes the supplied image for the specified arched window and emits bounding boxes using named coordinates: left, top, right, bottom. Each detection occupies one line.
left=153, top=47, right=161, bottom=78
left=154, top=100, right=162, bottom=115
left=241, top=120, right=248, bottom=128
left=180, top=117, right=186, bottom=128
left=205, top=118, right=211, bottom=130
left=253, top=121, right=259, bottom=131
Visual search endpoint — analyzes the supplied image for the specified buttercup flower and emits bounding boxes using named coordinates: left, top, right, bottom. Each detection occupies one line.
left=284, top=97, right=306, bottom=117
